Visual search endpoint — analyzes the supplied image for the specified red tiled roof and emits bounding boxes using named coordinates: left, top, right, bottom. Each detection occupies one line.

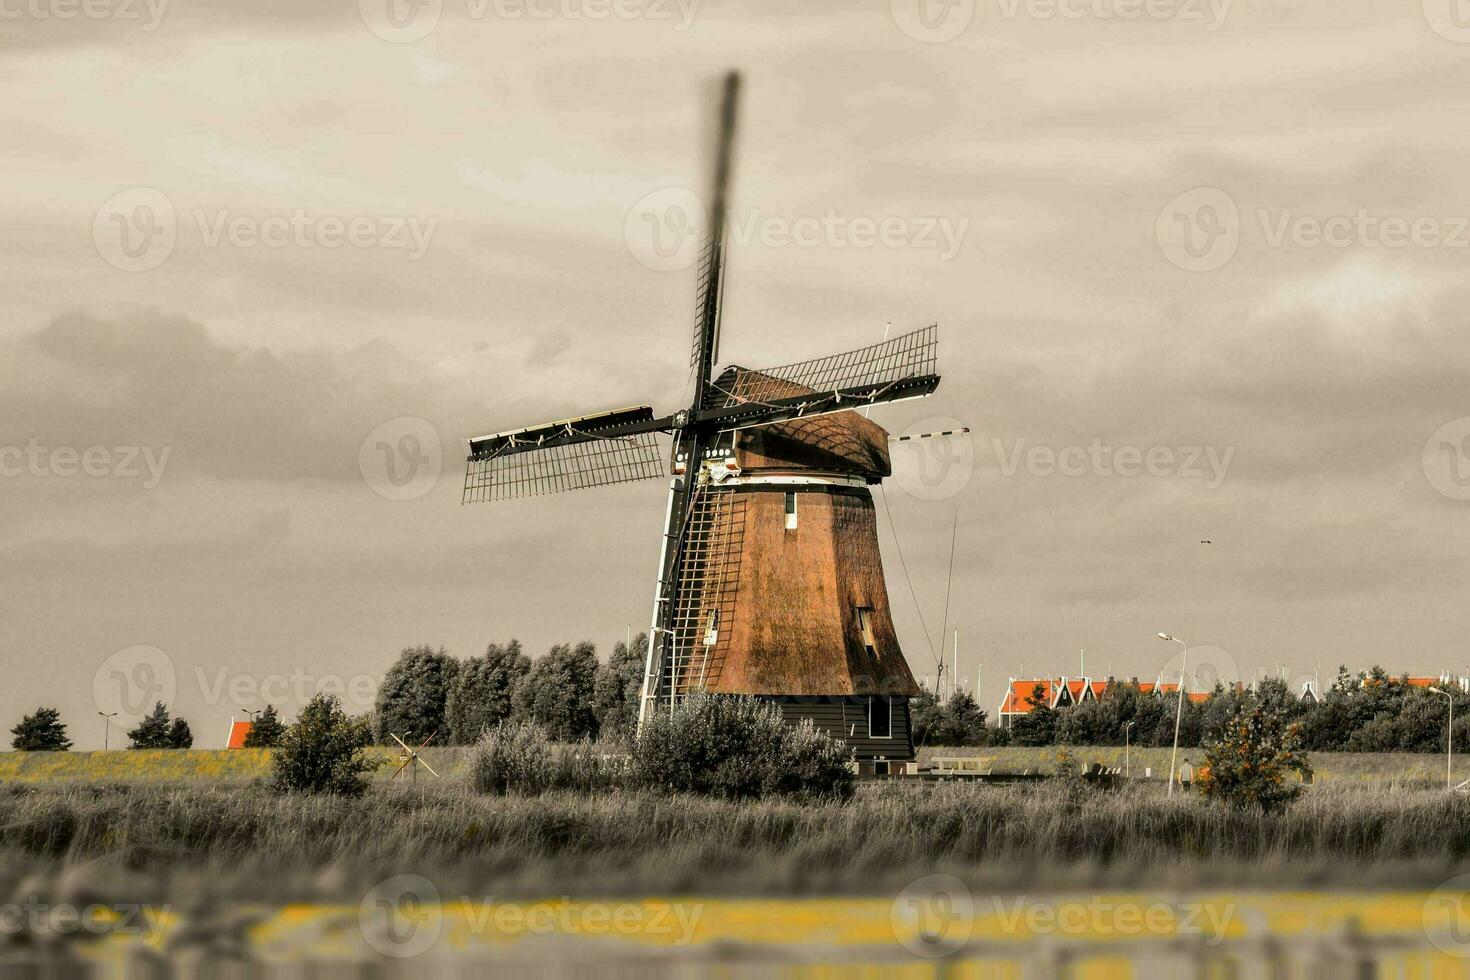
left=999, top=679, right=1056, bottom=714
left=226, top=720, right=252, bottom=749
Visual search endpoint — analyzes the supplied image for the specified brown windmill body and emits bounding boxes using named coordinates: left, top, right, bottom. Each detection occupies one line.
left=657, top=368, right=922, bottom=765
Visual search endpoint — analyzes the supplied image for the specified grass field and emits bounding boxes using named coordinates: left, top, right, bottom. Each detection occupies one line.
left=0, top=746, right=1454, bottom=787
left=5, top=749, right=1470, bottom=972
left=917, top=746, right=1461, bottom=786
left=0, top=747, right=477, bottom=784
left=3, top=776, right=1470, bottom=902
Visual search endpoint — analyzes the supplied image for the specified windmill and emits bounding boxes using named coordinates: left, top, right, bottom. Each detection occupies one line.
left=391, top=732, right=439, bottom=782
left=463, top=71, right=946, bottom=768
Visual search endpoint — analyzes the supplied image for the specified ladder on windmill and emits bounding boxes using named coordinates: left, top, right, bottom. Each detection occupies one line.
left=650, top=482, right=746, bottom=710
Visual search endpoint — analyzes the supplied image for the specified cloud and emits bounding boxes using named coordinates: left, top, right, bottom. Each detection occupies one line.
left=0, top=310, right=463, bottom=483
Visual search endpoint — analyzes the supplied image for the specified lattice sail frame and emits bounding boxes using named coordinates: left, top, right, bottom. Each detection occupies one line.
left=690, top=236, right=717, bottom=378
left=463, top=432, right=665, bottom=502
left=656, top=483, right=747, bottom=702
left=707, top=324, right=938, bottom=410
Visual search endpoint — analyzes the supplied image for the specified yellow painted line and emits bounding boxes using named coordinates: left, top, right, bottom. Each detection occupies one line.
left=61, top=890, right=1470, bottom=957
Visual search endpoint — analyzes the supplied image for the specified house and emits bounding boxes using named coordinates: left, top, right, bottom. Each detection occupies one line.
left=225, top=718, right=252, bottom=749
left=1362, top=673, right=1469, bottom=694
left=998, top=673, right=1216, bottom=727
left=996, top=675, right=1103, bottom=729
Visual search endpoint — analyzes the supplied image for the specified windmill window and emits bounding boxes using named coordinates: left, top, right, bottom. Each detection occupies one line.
left=869, top=696, right=892, bottom=739
left=857, top=606, right=876, bottom=656
left=784, top=491, right=798, bottom=530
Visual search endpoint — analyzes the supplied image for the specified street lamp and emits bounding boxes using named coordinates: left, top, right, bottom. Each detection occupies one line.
left=1158, top=633, right=1187, bottom=797
left=1123, top=720, right=1135, bottom=780
left=1430, top=687, right=1454, bottom=790
left=97, top=711, right=117, bottom=751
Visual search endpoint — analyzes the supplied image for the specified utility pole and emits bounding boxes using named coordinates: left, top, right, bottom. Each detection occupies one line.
left=1158, top=633, right=1188, bottom=797
left=1124, top=721, right=1135, bottom=780
left=97, top=711, right=117, bottom=751
left=1431, top=687, right=1454, bottom=790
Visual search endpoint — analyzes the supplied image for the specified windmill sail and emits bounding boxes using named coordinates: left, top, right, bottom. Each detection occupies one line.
left=464, top=433, right=665, bottom=501
left=690, top=71, right=740, bottom=400
left=711, top=324, right=938, bottom=410
left=463, top=406, right=669, bottom=501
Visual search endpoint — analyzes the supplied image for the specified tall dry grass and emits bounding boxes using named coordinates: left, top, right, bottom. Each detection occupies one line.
left=2, top=780, right=1468, bottom=902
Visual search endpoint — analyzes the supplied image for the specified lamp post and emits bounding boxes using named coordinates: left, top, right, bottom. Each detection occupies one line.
left=1430, top=687, right=1454, bottom=790
left=1124, top=720, right=1135, bottom=780
left=1158, top=633, right=1187, bottom=797
left=97, top=711, right=117, bottom=751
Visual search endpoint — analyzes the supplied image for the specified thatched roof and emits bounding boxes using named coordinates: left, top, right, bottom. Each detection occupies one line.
left=712, top=367, right=891, bottom=481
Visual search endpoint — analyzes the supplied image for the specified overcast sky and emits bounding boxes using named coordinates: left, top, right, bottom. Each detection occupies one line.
left=5, top=0, right=1470, bottom=747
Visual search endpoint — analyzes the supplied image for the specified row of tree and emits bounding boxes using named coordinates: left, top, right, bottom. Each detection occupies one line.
left=6, top=632, right=646, bottom=752
left=998, top=666, right=1470, bottom=752
left=16, top=647, right=1456, bottom=755
left=373, top=635, right=647, bottom=746
left=10, top=702, right=201, bottom=751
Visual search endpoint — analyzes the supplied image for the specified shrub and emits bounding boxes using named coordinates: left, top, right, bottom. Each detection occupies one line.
left=374, top=645, right=459, bottom=745
left=446, top=641, right=530, bottom=744
left=592, top=633, right=646, bottom=746
left=271, top=694, right=381, bottom=796
left=632, top=692, right=853, bottom=801
left=166, top=718, right=193, bottom=749
left=512, top=642, right=600, bottom=741
left=762, top=718, right=855, bottom=802
left=914, top=689, right=990, bottom=746
left=469, top=720, right=553, bottom=795
left=1198, top=700, right=1312, bottom=812
left=127, top=702, right=192, bottom=749
left=10, top=707, right=72, bottom=751
left=243, top=704, right=286, bottom=748
left=469, top=720, right=625, bottom=795
left=550, top=739, right=627, bottom=794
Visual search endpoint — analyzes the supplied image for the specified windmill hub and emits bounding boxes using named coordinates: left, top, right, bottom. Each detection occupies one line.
left=463, top=71, right=945, bottom=773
